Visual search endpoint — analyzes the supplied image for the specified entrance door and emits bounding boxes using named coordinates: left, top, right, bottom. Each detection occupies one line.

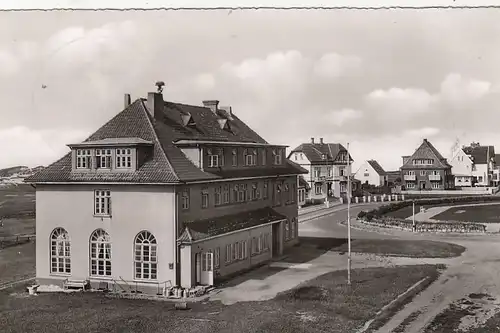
left=200, top=251, right=214, bottom=286
left=272, top=223, right=280, bottom=257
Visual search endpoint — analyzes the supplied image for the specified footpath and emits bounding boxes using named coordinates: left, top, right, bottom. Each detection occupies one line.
left=298, top=202, right=383, bottom=223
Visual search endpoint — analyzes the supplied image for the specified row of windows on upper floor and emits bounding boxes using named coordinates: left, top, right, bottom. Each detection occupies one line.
left=206, top=147, right=283, bottom=168
left=90, top=180, right=297, bottom=217
left=180, top=180, right=297, bottom=210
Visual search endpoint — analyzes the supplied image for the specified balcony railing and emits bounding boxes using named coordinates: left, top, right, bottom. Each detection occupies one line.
left=333, top=175, right=348, bottom=181
left=429, top=174, right=441, bottom=181
left=404, top=174, right=416, bottom=181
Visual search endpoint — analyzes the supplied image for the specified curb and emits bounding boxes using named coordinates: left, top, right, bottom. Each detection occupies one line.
left=356, top=275, right=435, bottom=333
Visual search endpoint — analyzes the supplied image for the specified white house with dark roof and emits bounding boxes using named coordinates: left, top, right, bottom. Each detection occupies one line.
left=354, top=160, right=388, bottom=186
left=449, top=142, right=496, bottom=187
left=25, top=84, right=307, bottom=294
left=287, top=138, right=354, bottom=201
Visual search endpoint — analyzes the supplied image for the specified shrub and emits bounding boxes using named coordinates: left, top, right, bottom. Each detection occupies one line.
left=357, top=211, right=367, bottom=219
left=365, top=212, right=374, bottom=222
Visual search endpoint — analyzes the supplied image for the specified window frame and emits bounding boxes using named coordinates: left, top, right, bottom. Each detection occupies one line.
left=134, top=231, right=158, bottom=281
left=50, top=228, right=71, bottom=275
left=115, top=148, right=132, bottom=169
left=89, top=229, right=112, bottom=278
left=94, top=190, right=111, bottom=216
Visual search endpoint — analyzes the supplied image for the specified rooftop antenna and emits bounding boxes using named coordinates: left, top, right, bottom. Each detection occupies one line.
left=155, top=81, right=165, bottom=94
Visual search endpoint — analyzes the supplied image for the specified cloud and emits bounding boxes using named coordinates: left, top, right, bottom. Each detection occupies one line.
left=327, top=108, right=363, bottom=126
left=313, top=53, right=362, bottom=79
left=0, top=126, right=90, bottom=169
left=404, top=127, right=440, bottom=138
left=194, top=73, right=216, bottom=90
left=366, top=87, right=435, bottom=114
left=440, top=73, right=492, bottom=103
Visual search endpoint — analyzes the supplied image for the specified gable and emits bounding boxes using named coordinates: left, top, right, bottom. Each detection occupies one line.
left=401, top=139, right=450, bottom=169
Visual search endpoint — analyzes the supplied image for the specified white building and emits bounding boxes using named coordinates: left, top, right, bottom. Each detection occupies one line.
left=354, top=160, right=388, bottom=186
left=449, top=142, right=495, bottom=187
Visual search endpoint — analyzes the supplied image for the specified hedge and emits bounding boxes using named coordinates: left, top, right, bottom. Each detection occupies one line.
left=355, top=195, right=500, bottom=234
left=362, top=217, right=486, bottom=233
left=357, top=195, right=500, bottom=220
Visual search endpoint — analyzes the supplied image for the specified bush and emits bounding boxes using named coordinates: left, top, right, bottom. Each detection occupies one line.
left=362, top=217, right=486, bottom=234
left=365, top=212, right=374, bottom=222
left=357, top=211, right=367, bottom=219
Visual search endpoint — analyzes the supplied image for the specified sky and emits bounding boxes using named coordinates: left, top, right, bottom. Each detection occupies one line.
left=1, top=9, right=500, bottom=171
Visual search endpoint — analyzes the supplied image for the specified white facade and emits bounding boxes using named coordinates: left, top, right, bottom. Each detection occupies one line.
left=354, top=161, right=386, bottom=186
left=449, top=148, right=490, bottom=186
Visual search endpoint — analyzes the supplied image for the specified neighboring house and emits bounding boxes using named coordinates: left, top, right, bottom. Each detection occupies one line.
left=25, top=86, right=307, bottom=294
left=297, top=176, right=310, bottom=207
left=400, top=138, right=454, bottom=191
left=457, top=142, right=495, bottom=187
left=355, top=160, right=388, bottom=186
left=494, top=154, right=500, bottom=187
left=288, top=138, right=353, bottom=202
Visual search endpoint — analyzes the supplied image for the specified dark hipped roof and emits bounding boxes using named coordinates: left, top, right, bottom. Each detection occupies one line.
left=367, top=160, right=386, bottom=175
left=289, top=142, right=352, bottom=164
left=401, top=139, right=452, bottom=170
left=26, top=98, right=306, bottom=184
left=178, top=207, right=286, bottom=243
left=462, top=145, right=495, bottom=164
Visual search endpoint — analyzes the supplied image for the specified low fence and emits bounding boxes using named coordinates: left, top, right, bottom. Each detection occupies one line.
left=402, top=187, right=497, bottom=196
left=340, top=194, right=405, bottom=204
left=0, top=234, right=36, bottom=248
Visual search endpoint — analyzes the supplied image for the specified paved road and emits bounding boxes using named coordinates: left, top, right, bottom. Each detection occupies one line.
left=299, top=204, right=500, bottom=333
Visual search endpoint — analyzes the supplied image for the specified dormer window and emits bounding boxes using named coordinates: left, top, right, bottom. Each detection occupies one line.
left=207, top=148, right=219, bottom=167
left=244, top=149, right=257, bottom=166
left=116, top=149, right=132, bottom=168
left=321, top=154, right=327, bottom=160
left=95, top=149, right=112, bottom=169
left=76, top=149, right=92, bottom=169
left=273, top=149, right=282, bottom=165
left=231, top=149, right=238, bottom=166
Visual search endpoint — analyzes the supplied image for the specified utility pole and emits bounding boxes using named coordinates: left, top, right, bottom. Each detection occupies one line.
left=347, top=142, right=352, bottom=286
left=412, top=200, right=416, bottom=232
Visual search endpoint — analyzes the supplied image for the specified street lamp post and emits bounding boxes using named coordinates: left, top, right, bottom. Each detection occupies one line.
left=347, top=142, right=352, bottom=286
left=412, top=200, right=416, bottom=232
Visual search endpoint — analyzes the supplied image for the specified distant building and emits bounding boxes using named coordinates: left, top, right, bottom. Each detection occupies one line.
left=288, top=138, right=353, bottom=202
left=449, top=142, right=495, bottom=187
left=400, top=138, right=454, bottom=191
left=386, top=171, right=401, bottom=185
left=354, top=160, right=388, bottom=186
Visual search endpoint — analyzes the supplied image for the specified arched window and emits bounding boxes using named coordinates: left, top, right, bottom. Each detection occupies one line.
left=90, top=229, right=111, bottom=277
left=50, top=228, right=71, bottom=274
left=134, top=231, right=158, bottom=280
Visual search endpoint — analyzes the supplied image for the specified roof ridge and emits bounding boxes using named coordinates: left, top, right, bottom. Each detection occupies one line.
left=138, top=99, right=180, bottom=182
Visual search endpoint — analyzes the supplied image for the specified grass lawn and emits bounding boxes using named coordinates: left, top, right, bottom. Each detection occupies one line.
left=432, top=203, right=500, bottom=223
left=384, top=203, right=458, bottom=219
left=0, top=184, right=35, bottom=219
left=0, top=241, right=35, bottom=283
left=297, top=237, right=466, bottom=259
left=0, top=264, right=442, bottom=333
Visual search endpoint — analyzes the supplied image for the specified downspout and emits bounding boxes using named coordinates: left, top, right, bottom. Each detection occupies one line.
left=174, top=185, right=179, bottom=287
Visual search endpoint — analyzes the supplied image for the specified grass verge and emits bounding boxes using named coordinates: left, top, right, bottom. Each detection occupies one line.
left=432, top=203, right=500, bottom=223
left=298, top=237, right=466, bottom=259
left=0, top=265, right=441, bottom=333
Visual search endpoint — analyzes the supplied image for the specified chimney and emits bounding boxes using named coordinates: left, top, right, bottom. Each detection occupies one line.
left=311, top=138, right=315, bottom=144
left=124, top=93, right=131, bottom=108
left=219, top=106, right=234, bottom=120
left=202, top=100, right=219, bottom=114
left=147, top=91, right=164, bottom=119
left=320, top=138, right=324, bottom=144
